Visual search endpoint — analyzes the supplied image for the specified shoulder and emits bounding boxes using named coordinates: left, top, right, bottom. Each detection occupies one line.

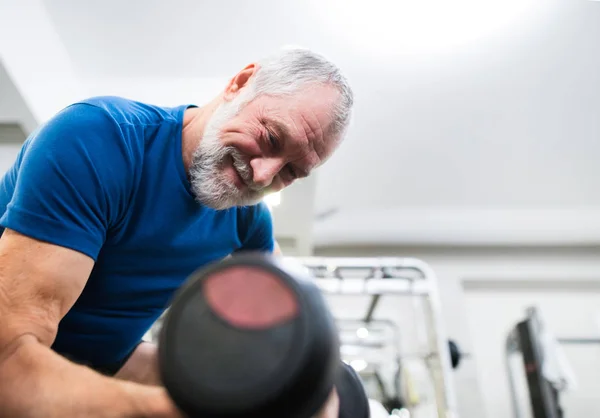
left=32, top=96, right=183, bottom=157
left=27, top=102, right=129, bottom=158
left=77, top=96, right=182, bottom=127
left=23, top=102, right=140, bottom=187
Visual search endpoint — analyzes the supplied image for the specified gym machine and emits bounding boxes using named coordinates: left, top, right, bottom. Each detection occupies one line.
left=294, top=256, right=460, bottom=418
left=505, top=306, right=586, bottom=418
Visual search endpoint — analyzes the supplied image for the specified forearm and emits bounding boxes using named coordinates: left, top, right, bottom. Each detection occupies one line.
left=115, top=341, right=162, bottom=386
left=114, top=340, right=342, bottom=418
left=0, top=335, right=175, bottom=418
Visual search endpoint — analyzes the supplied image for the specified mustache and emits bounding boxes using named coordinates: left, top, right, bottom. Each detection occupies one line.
left=230, top=149, right=265, bottom=192
left=192, top=140, right=268, bottom=195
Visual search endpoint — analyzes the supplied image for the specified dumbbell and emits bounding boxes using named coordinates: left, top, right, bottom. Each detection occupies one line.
left=158, top=253, right=341, bottom=418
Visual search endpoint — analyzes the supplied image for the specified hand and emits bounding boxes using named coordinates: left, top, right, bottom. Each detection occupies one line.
left=140, top=386, right=187, bottom=418
left=314, top=388, right=339, bottom=418
left=115, top=342, right=162, bottom=386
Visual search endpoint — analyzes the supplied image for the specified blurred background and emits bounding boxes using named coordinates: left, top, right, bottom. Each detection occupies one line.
left=2, top=1, right=600, bottom=417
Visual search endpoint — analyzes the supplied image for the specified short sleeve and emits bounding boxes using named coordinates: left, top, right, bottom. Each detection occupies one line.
left=236, top=201, right=275, bottom=253
left=0, top=103, right=135, bottom=260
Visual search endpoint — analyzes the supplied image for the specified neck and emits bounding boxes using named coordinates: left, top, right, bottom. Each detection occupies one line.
left=181, top=96, right=222, bottom=173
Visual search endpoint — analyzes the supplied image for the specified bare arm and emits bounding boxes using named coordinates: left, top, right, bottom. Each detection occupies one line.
left=0, top=229, right=182, bottom=418
left=115, top=342, right=163, bottom=386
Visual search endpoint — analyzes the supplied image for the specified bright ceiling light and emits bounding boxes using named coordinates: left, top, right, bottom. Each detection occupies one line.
left=314, top=0, right=549, bottom=56
left=356, top=327, right=369, bottom=339
left=350, top=359, right=368, bottom=372
left=263, top=191, right=281, bottom=209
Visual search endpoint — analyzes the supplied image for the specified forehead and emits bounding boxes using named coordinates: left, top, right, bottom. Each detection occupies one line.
left=249, top=85, right=340, bottom=157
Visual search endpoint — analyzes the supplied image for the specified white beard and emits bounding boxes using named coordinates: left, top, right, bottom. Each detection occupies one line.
left=189, top=97, right=268, bottom=210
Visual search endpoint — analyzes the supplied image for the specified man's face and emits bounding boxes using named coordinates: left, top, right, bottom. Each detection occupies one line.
left=190, top=84, right=341, bottom=210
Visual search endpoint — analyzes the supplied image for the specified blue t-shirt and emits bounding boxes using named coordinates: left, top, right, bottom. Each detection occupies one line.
left=0, top=96, right=275, bottom=367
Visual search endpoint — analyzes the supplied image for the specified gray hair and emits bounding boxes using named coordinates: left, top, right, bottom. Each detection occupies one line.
left=246, top=46, right=354, bottom=138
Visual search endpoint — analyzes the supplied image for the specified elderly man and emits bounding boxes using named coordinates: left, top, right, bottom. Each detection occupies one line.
left=0, top=47, right=368, bottom=417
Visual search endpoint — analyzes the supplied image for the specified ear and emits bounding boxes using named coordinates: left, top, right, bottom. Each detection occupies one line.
left=223, top=63, right=258, bottom=101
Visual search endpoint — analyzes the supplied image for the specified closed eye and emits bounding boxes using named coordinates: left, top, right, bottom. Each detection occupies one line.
left=266, top=129, right=280, bottom=151
left=275, top=165, right=296, bottom=184
left=286, top=164, right=297, bottom=179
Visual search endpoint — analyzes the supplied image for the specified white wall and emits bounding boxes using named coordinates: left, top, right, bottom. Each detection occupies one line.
left=0, top=60, right=32, bottom=175
left=83, top=77, right=227, bottom=108
left=268, top=176, right=318, bottom=255
left=314, top=244, right=600, bottom=418
left=313, top=0, right=600, bottom=213
left=313, top=208, right=600, bottom=248
left=0, top=0, right=85, bottom=123
left=0, top=144, right=23, bottom=175
left=0, top=61, right=37, bottom=135
left=464, top=283, right=600, bottom=418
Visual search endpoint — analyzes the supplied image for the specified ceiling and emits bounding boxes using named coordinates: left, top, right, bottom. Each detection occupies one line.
left=43, top=0, right=346, bottom=78
left=42, top=0, right=600, bottom=217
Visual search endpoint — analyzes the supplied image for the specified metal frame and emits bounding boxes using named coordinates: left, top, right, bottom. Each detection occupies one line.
left=505, top=307, right=565, bottom=418
left=336, top=318, right=403, bottom=404
left=506, top=329, right=523, bottom=418
left=292, top=256, right=459, bottom=418
left=506, top=306, right=600, bottom=418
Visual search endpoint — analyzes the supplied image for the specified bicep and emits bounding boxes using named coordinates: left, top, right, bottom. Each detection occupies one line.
left=1, top=104, right=134, bottom=260
left=0, top=229, right=94, bottom=348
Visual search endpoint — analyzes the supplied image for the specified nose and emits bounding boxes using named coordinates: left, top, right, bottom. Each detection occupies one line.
left=250, top=157, right=284, bottom=188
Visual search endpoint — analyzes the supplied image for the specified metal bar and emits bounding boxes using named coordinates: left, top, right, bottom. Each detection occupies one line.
left=422, top=288, right=458, bottom=418
left=294, top=256, right=428, bottom=269
left=293, top=256, right=426, bottom=281
left=557, top=338, right=600, bottom=345
left=336, top=318, right=400, bottom=327
left=338, top=321, right=390, bottom=329
left=523, top=307, right=567, bottom=418
left=312, top=278, right=430, bottom=295
left=337, top=317, right=405, bottom=403
left=410, top=259, right=459, bottom=418
left=505, top=329, right=524, bottom=418
left=341, top=341, right=386, bottom=349
left=363, top=294, right=381, bottom=323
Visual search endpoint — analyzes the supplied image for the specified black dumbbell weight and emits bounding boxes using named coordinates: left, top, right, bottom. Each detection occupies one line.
left=158, top=253, right=341, bottom=418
